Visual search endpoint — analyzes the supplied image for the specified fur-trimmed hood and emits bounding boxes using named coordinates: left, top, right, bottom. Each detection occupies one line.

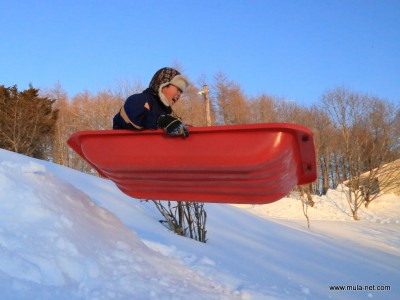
left=148, top=67, right=189, bottom=106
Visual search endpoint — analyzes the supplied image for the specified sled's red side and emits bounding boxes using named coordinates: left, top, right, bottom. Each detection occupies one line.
left=67, top=123, right=316, bottom=204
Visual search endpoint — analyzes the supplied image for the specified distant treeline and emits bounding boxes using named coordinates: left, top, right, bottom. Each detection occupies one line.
left=1, top=72, right=399, bottom=220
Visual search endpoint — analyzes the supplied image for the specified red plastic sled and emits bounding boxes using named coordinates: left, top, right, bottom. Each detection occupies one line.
left=67, top=123, right=317, bottom=204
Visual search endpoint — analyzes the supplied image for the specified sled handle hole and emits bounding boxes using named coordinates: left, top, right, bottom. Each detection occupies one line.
left=302, top=135, right=309, bottom=142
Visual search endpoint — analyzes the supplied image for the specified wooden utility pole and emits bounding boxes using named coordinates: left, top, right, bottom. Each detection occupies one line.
left=202, top=84, right=212, bottom=126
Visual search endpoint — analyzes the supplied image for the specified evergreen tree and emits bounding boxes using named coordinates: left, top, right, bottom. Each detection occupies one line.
left=0, top=85, right=58, bottom=159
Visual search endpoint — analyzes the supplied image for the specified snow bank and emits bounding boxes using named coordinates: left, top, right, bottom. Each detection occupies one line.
left=0, top=151, right=238, bottom=300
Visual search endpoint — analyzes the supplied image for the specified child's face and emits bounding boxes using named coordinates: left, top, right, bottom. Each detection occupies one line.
left=162, top=84, right=182, bottom=106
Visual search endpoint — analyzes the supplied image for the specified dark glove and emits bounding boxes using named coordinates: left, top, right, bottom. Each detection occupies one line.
left=157, top=115, right=189, bottom=138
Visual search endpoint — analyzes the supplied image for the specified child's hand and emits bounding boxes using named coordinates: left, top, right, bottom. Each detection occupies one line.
left=157, top=115, right=189, bottom=138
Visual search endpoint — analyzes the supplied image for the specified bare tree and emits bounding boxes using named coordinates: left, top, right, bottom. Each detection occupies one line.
left=41, top=82, right=70, bottom=165
left=321, top=87, right=399, bottom=220
left=299, top=185, right=314, bottom=229
left=112, top=79, right=144, bottom=102
left=151, top=200, right=207, bottom=243
left=309, top=105, right=340, bottom=194
left=357, top=98, right=400, bottom=207
left=214, top=72, right=250, bottom=125
left=321, top=88, right=368, bottom=220
left=43, top=87, right=124, bottom=173
left=248, top=94, right=277, bottom=123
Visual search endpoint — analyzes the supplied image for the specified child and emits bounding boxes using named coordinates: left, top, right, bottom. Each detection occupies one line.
left=113, top=67, right=190, bottom=137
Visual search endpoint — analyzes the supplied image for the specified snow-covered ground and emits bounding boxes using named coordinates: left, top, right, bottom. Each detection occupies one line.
left=0, top=148, right=399, bottom=300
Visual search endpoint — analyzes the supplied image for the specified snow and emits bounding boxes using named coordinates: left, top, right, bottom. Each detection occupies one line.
left=0, top=148, right=399, bottom=300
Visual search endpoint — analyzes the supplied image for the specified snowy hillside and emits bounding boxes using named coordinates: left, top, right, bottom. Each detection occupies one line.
left=0, top=148, right=399, bottom=300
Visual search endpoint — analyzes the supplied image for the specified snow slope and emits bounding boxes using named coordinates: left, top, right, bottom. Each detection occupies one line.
left=0, top=148, right=399, bottom=300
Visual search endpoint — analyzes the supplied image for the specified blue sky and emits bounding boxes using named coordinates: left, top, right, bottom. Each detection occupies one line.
left=1, top=0, right=399, bottom=105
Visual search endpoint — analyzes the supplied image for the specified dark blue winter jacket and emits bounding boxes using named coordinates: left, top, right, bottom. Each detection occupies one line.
left=113, top=88, right=172, bottom=130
